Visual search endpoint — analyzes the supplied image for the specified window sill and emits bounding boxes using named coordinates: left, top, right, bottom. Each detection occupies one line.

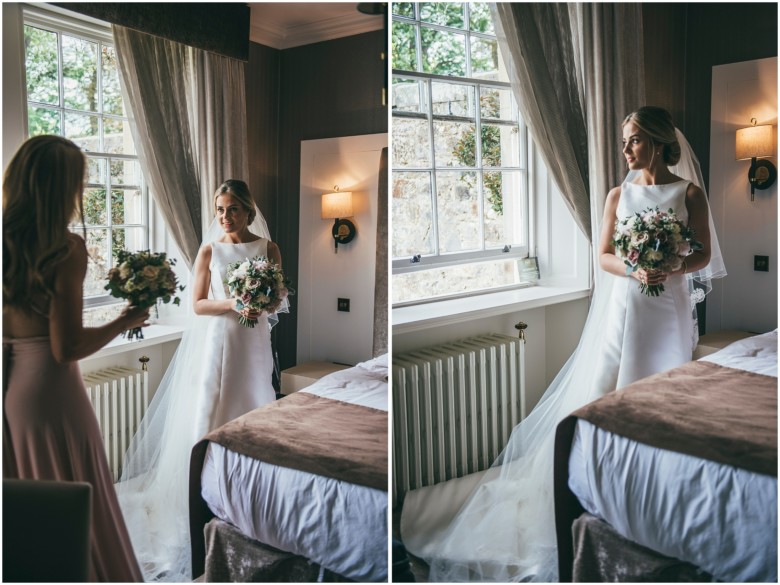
left=88, top=323, right=185, bottom=360
left=392, top=284, right=591, bottom=334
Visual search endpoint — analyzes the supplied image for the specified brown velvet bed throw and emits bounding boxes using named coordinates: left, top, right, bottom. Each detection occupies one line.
left=571, top=360, right=776, bottom=476
left=199, top=391, right=387, bottom=490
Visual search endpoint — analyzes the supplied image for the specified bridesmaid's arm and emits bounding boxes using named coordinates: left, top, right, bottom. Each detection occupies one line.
left=49, top=234, right=150, bottom=363
left=192, top=244, right=235, bottom=316
left=677, top=184, right=711, bottom=275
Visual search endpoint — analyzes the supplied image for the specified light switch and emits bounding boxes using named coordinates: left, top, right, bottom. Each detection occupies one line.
left=338, top=298, right=350, bottom=312
left=754, top=255, right=769, bottom=272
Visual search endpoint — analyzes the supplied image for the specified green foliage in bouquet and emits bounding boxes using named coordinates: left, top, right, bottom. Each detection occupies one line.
left=105, top=250, right=185, bottom=309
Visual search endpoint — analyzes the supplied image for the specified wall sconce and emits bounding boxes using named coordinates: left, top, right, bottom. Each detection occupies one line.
left=735, top=118, right=777, bottom=201
left=321, top=187, right=356, bottom=253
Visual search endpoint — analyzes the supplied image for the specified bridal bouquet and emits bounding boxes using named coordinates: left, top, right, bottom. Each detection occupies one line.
left=105, top=250, right=185, bottom=339
left=612, top=206, right=702, bottom=297
left=225, top=255, right=292, bottom=328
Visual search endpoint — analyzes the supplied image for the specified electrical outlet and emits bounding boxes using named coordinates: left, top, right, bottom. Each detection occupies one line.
left=337, top=298, right=350, bottom=312
left=754, top=255, right=769, bottom=272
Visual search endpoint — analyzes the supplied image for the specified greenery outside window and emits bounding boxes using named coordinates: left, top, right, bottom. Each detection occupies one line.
left=23, top=6, right=149, bottom=313
left=392, top=2, right=534, bottom=305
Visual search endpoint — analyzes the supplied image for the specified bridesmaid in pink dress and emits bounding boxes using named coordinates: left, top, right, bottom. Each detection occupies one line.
left=3, top=135, right=149, bottom=581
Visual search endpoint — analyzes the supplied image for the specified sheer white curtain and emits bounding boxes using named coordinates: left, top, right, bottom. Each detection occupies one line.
left=113, top=25, right=249, bottom=268
left=492, top=2, right=645, bottom=250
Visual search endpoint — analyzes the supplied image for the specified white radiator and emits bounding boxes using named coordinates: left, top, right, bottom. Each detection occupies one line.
left=392, top=333, right=526, bottom=503
left=83, top=367, right=150, bottom=482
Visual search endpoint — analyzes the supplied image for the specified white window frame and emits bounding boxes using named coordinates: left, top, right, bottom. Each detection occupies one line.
left=391, top=3, right=533, bottom=302
left=22, top=4, right=150, bottom=309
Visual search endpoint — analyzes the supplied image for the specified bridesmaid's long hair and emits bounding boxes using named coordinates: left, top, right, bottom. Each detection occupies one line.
left=213, top=179, right=257, bottom=224
left=623, top=106, right=682, bottom=166
left=3, top=135, right=86, bottom=311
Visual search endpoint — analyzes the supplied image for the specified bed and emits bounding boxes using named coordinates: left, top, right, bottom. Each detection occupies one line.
left=189, top=355, right=388, bottom=582
left=554, top=330, right=777, bottom=582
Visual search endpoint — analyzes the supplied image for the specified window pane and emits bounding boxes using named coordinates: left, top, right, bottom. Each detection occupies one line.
left=101, top=45, right=123, bottom=116
left=469, top=2, right=495, bottom=34
left=88, top=157, right=106, bottom=184
left=62, top=34, right=98, bottom=112
left=434, top=121, right=475, bottom=167
left=111, top=188, right=144, bottom=225
left=392, top=2, right=415, bottom=17
left=392, top=171, right=434, bottom=257
left=83, top=228, right=109, bottom=297
left=420, top=3, right=465, bottom=28
left=64, top=111, right=99, bottom=151
left=480, top=87, right=514, bottom=121
left=436, top=170, right=479, bottom=253
left=393, top=118, right=431, bottom=168
left=103, top=118, right=136, bottom=155
left=112, top=227, right=145, bottom=260
left=431, top=81, right=474, bottom=117
left=470, top=36, right=499, bottom=77
left=393, top=77, right=428, bottom=114
left=421, top=27, right=466, bottom=76
left=392, top=22, right=418, bottom=71
left=24, top=26, right=59, bottom=105
left=484, top=171, right=524, bottom=248
left=482, top=124, right=519, bottom=168
left=28, top=106, right=61, bottom=136
left=83, top=188, right=107, bottom=225
left=393, top=258, right=521, bottom=304
left=110, top=160, right=142, bottom=187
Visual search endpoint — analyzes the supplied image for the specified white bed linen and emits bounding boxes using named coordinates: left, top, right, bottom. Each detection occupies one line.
left=200, top=357, right=388, bottom=582
left=568, top=331, right=778, bottom=582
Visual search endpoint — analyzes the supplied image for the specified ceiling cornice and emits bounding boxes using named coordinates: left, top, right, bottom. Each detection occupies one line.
left=250, top=9, right=383, bottom=50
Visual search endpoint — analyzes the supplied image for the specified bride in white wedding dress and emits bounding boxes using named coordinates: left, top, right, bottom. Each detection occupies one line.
left=116, top=179, right=288, bottom=582
left=400, top=107, right=726, bottom=582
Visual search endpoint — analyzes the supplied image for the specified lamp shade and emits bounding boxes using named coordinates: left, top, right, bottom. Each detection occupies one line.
left=735, top=124, right=774, bottom=160
left=321, top=191, right=353, bottom=219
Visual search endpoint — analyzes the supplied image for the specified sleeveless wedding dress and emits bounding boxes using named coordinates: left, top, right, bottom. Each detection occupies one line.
left=116, top=237, right=276, bottom=582
left=400, top=179, right=698, bottom=582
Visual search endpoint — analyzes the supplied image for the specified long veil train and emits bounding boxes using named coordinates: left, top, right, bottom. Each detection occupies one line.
left=399, top=128, right=725, bottom=582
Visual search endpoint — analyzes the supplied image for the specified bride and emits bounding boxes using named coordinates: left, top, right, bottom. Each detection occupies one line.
left=400, top=106, right=726, bottom=582
left=116, top=179, right=288, bottom=582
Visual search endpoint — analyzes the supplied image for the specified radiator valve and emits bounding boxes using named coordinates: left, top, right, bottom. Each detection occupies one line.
left=515, top=321, right=528, bottom=342
left=139, top=355, right=150, bottom=371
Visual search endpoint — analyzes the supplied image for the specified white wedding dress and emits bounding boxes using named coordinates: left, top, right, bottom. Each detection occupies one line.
left=116, top=237, right=276, bottom=582
left=400, top=179, right=709, bottom=582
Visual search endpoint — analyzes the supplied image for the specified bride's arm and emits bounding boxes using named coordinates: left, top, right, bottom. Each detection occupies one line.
left=598, top=186, right=642, bottom=280
left=49, top=234, right=150, bottom=363
left=192, top=244, right=235, bottom=316
left=679, top=183, right=711, bottom=274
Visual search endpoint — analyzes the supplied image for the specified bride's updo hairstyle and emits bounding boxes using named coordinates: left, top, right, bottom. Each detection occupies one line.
left=213, top=179, right=256, bottom=224
left=3, top=135, right=86, bottom=310
left=623, top=106, right=682, bottom=166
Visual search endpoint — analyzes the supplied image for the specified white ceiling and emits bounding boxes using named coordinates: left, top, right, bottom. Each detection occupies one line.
left=248, top=3, right=384, bottom=50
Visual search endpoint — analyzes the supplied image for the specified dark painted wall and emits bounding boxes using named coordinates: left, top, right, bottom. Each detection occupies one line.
left=643, top=2, right=778, bottom=189
left=246, top=30, right=387, bottom=372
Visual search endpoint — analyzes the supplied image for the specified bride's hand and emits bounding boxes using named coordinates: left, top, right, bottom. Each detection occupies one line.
left=632, top=268, right=668, bottom=286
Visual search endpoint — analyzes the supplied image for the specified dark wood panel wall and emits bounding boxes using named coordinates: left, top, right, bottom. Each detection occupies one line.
left=643, top=2, right=778, bottom=190
left=246, top=30, right=388, bottom=371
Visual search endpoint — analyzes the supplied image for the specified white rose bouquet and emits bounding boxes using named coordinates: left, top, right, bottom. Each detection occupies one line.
left=225, top=255, right=292, bottom=328
left=105, top=250, right=185, bottom=339
left=612, top=206, right=702, bottom=297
